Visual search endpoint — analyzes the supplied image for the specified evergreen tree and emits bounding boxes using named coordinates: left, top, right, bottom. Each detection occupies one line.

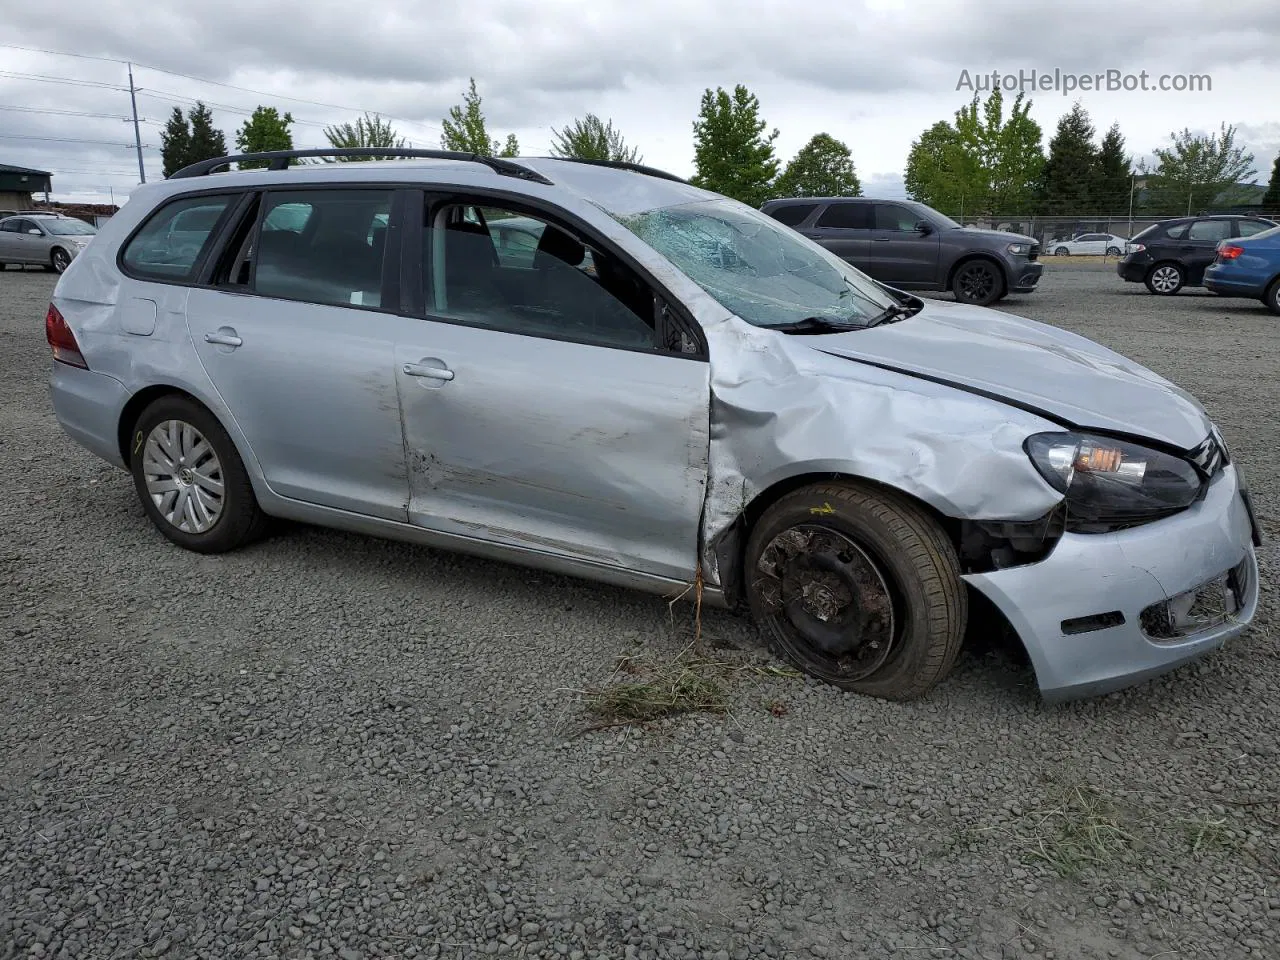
left=1261, top=154, right=1280, bottom=213
left=774, top=133, right=861, bottom=197
left=1039, top=102, right=1098, bottom=214
left=160, top=107, right=192, bottom=178
left=323, top=113, right=408, bottom=160
left=549, top=114, right=641, bottom=163
left=690, top=85, right=779, bottom=207
left=1095, top=123, right=1134, bottom=214
left=187, top=102, right=228, bottom=165
left=440, top=78, right=519, bottom=157
left=236, top=106, right=295, bottom=168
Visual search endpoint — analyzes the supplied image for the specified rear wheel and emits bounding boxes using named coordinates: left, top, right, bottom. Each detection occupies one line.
left=1106, top=246, right=1121, bottom=257
left=951, top=260, right=1005, bottom=306
left=745, top=482, right=967, bottom=701
left=1145, top=262, right=1184, bottom=295
left=1265, top=278, right=1280, bottom=316
left=129, top=395, right=268, bottom=553
left=1054, top=246, right=1069, bottom=256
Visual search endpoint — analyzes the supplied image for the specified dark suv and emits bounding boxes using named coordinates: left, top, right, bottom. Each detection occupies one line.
left=1117, top=214, right=1277, bottom=295
left=760, top=197, right=1042, bottom=306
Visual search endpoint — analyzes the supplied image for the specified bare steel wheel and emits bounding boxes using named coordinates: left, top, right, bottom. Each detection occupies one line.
left=142, top=420, right=225, bottom=534
left=129, top=395, right=268, bottom=553
left=745, top=482, right=967, bottom=701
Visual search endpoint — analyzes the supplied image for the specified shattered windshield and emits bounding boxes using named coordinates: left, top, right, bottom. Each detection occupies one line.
left=615, top=199, right=896, bottom=328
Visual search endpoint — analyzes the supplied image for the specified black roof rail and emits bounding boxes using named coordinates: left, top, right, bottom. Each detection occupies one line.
left=167, top=148, right=554, bottom=184
left=540, top=156, right=690, bottom=184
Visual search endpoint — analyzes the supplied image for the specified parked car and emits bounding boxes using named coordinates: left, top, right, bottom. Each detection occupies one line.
left=1051, top=232, right=1128, bottom=257
left=760, top=196, right=1042, bottom=307
left=1203, top=224, right=1280, bottom=314
left=0, top=213, right=98, bottom=273
left=46, top=148, right=1260, bottom=704
left=1116, top=215, right=1277, bottom=295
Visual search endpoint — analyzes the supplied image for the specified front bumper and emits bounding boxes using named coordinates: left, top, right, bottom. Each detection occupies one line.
left=1009, top=259, right=1043, bottom=293
left=965, top=463, right=1260, bottom=702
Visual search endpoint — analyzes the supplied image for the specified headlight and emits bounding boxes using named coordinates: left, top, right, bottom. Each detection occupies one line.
left=1024, top=432, right=1203, bottom=530
left=1006, top=242, right=1031, bottom=255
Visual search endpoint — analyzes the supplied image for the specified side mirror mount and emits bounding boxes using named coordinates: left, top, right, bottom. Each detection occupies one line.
left=915, top=220, right=933, bottom=235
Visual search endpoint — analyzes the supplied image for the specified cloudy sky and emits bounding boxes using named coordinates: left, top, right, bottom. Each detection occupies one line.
left=2, top=0, right=1277, bottom=205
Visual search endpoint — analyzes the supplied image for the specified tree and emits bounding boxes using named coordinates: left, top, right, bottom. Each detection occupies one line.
left=236, top=106, right=295, bottom=168
left=1146, top=124, right=1256, bottom=215
left=160, top=107, right=192, bottom=178
left=440, top=78, right=518, bottom=157
left=1260, top=154, right=1280, bottom=213
left=1094, top=123, right=1133, bottom=214
left=1039, top=102, right=1098, bottom=214
left=549, top=114, right=641, bottom=162
left=323, top=113, right=408, bottom=160
left=959, top=88, right=1044, bottom=216
left=690, top=84, right=779, bottom=207
left=904, top=121, right=981, bottom=217
left=773, top=133, right=861, bottom=198
left=186, top=102, right=228, bottom=167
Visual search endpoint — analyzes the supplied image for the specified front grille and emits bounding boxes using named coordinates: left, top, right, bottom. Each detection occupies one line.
left=1028, top=243, right=1040, bottom=261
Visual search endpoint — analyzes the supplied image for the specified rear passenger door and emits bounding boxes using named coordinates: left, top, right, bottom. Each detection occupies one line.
left=801, top=201, right=872, bottom=269
left=184, top=187, right=412, bottom=522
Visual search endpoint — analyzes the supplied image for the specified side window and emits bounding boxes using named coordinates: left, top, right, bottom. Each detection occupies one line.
left=1187, top=219, right=1232, bottom=242
left=1237, top=220, right=1273, bottom=237
left=769, top=203, right=818, bottom=227
left=874, top=204, right=921, bottom=231
left=0, top=220, right=18, bottom=233
left=427, top=201, right=656, bottom=351
left=251, top=190, right=393, bottom=308
left=1162, top=223, right=1188, bottom=241
left=121, top=194, right=236, bottom=282
left=12, top=219, right=35, bottom=234
left=815, top=202, right=872, bottom=229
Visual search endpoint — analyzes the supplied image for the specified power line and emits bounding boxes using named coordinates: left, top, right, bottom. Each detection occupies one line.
left=0, top=133, right=156, bottom=147
left=0, top=70, right=125, bottom=91
left=0, top=104, right=135, bottom=121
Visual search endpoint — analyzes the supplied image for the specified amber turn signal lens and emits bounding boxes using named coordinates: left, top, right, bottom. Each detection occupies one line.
left=1075, top=445, right=1124, bottom=473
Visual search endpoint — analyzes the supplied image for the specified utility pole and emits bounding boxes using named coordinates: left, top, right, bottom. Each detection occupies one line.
left=1128, top=172, right=1135, bottom=241
left=127, top=62, right=146, bottom=184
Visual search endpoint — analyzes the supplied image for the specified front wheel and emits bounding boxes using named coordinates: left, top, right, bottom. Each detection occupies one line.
left=1265, top=278, right=1280, bottom=316
left=745, top=482, right=967, bottom=701
left=951, top=260, right=1005, bottom=306
left=129, top=395, right=268, bottom=553
left=1145, top=262, right=1184, bottom=295
left=1054, top=246, right=1070, bottom=256
left=49, top=248, right=71, bottom=274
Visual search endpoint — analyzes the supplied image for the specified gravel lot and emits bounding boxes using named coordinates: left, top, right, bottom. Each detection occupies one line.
left=2, top=262, right=1277, bottom=960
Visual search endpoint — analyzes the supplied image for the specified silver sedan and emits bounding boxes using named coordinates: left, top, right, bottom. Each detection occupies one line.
left=0, top=214, right=97, bottom=273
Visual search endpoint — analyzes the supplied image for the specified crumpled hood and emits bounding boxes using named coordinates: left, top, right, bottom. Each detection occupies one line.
left=811, top=299, right=1211, bottom=450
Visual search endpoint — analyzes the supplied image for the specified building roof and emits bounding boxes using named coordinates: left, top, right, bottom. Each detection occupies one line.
left=0, top=163, right=53, bottom=177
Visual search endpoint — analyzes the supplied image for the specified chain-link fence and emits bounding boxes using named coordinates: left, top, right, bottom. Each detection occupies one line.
left=958, top=210, right=1278, bottom=252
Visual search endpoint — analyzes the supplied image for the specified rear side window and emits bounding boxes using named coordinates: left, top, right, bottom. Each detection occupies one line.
left=252, top=190, right=393, bottom=309
left=768, top=203, right=818, bottom=227
left=1237, top=220, right=1275, bottom=237
left=1161, top=223, right=1188, bottom=240
left=1188, top=219, right=1232, bottom=242
left=815, top=202, right=872, bottom=229
left=121, top=194, right=236, bottom=281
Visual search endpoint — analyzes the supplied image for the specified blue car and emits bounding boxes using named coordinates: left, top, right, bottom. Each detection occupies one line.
left=1203, top=223, right=1280, bottom=314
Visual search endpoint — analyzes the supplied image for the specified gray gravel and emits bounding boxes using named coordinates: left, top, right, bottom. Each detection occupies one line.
left=2, top=261, right=1277, bottom=960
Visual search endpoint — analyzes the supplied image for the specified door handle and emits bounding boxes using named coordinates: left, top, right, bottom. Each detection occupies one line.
left=204, top=330, right=242, bottom=347
left=402, top=361, right=454, bottom=381
left=873, top=237, right=891, bottom=242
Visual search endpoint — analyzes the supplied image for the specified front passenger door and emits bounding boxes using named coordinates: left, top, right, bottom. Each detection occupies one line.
left=864, top=203, right=939, bottom=285
left=395, top=197, right=710, bottom=582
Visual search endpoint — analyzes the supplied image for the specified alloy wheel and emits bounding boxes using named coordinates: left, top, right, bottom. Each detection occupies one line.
left=956, top=263, right=998, bottom=303
left=51, top=249, right=70, bottom=273
left=142, top=419, right=225, bottom=534
left=1150, top=265, right=1181, bottom=293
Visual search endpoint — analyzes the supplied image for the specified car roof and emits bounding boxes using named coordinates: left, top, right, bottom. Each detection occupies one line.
left=140, top=155, right=719, bottom=219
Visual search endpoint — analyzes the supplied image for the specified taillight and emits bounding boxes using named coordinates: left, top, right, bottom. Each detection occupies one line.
left=1218, top=245, right=1244, bottom=260
left=1127, top=243, right=1145, bottom=253
left=45, top=304, right=88, bottom=369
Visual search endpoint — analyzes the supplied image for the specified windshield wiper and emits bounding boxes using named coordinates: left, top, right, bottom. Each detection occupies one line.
left=767, top=316, right=866, bottom=335
left=863, top=303, right=915, bottom=328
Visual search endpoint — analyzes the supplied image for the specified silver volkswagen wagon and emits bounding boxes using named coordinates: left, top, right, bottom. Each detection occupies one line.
left=46, top=149, right=1262, bottom=703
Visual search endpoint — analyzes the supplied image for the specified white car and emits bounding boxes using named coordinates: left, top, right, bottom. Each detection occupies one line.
left=1051, top=233, right=1128, bottom=256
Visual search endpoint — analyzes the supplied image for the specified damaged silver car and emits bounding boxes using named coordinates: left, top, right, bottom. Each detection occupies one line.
left=47, top=149, right=1262, bottom=703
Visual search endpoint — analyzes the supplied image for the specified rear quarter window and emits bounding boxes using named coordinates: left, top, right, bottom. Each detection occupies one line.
left=121, top=194, right=237, bottom=282
left=767, top=203, right=819, bottom=227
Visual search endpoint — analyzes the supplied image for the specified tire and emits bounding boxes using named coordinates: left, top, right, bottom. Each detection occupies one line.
left=1054, top=246, right=1069, bottom=256
left=1145, top=262, right=1184, bottom=295
left=951, top=259, right=1005, bottom=306
left=1106, top=246, right=1121, bottom=257
left=1266, top=278, right=1280, bottom=316
left=49, top=248, right=71, bottom=274
left=744, top=482, right=967, bottom=702
left=129, top=395, right=268, bottom=553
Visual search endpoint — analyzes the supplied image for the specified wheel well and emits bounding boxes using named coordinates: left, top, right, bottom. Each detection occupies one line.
left=116, top=385, right=211, bottom=464
left=946, top=253, right=1008, bottom=292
